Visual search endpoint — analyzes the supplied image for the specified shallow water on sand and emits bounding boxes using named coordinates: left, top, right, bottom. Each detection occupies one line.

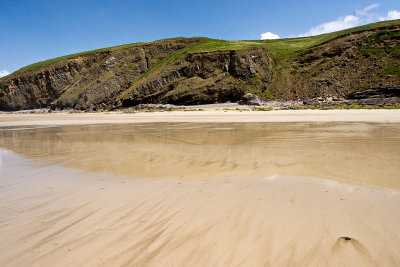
left=0, top=122, right=399, bottom=188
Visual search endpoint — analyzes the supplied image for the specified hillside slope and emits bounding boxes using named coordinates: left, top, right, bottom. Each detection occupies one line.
left=1, top=20, right=399, bottom=111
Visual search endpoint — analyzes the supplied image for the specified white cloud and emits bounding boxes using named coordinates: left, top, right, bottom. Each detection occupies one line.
left=299, top=15, right=361, bottom=37
left=298, top=3, right=381, bottom=37
left=379, top=10, right=400, bottom=21
left=260, top=32, right=280, bottom=40
left=360, top=3, right=380, bottom=14
left=0, top=70, right=10, bottom=78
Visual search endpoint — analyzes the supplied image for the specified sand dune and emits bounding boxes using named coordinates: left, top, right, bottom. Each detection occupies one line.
left=1, top=151, right=400, bottom=266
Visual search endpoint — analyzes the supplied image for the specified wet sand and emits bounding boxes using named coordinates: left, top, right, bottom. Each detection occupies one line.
left=1, top=121, right=400, bottom=189
left=1, top=110, right=400, bottom=266
left=1, top=151, right=400, bottom=266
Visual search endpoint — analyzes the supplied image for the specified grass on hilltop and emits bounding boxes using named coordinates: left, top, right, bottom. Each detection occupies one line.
left=12, top=19, right=400, bottom=75
left=13, top=37, right=207, bottom=74
left=14, top=41, right=148, bottom=74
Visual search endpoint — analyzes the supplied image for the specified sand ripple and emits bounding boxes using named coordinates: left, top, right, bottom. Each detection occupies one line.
left=1, top=152, right=400, bottom=266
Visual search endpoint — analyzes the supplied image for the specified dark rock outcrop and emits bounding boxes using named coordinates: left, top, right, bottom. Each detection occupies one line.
left=238, top=93, right=265, bottom=106
left=348, top=86, right=400, bottom=99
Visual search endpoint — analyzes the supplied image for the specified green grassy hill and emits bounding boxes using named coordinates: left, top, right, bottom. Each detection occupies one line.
left=1, top=20, right=399, bottom=110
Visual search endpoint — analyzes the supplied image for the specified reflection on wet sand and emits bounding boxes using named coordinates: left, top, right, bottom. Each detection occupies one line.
left=1, top=122, right=399, bottom=188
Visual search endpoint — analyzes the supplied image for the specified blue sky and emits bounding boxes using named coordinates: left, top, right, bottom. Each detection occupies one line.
left=1, top=0, right=399, bottom=76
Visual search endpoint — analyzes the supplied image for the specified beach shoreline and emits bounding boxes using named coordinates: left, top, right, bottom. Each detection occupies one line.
left=0, top=109, right=400, bottom=126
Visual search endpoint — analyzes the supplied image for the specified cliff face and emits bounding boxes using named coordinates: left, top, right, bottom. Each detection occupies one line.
left=0, top=39, right=272, bottom=111
left=0, top=39, right=197, bottom=110
left=0, top=22, right=399, bottom=111
left=284, top=28, right=400, bottom=100
left=119, top=48, right=273, bottom=107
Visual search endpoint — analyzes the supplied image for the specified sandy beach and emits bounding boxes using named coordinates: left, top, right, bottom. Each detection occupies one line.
left=1, top=109, right=400, bottom=126
left=1, top=110, right=400, bottom=266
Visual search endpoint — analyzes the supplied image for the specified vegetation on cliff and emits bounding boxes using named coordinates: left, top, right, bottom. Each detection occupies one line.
left=0, top=20, right=399, bottom=110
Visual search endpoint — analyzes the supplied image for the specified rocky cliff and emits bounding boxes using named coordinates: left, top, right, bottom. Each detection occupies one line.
left=0, top=20, right=399, bottom=111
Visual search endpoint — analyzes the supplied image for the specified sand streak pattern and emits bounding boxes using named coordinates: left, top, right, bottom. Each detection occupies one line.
left=1, top=151, right=400, bottom=266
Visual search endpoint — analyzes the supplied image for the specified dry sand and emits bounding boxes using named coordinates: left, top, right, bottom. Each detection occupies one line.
left=0, top=109, right=400, bottom=126
left=0, top=110, right=400, bottom=266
